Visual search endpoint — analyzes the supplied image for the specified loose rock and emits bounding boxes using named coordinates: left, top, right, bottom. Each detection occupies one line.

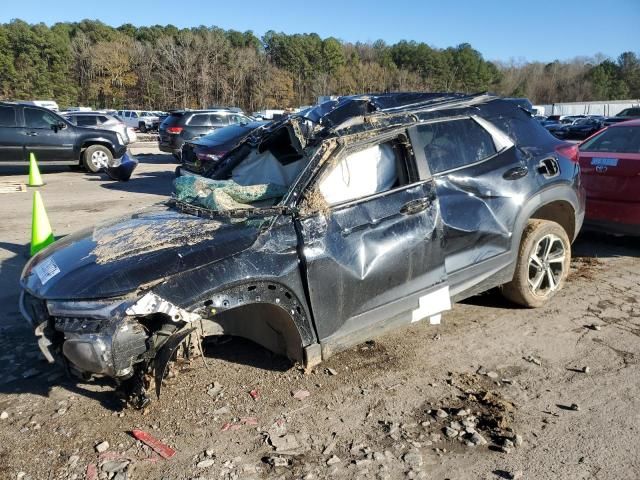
left=402, top=450, right=423, bottom=468
left=292, top=389, right=311, bottom=401
left=570, top=403, right=580, bottom=411
left=444, top=426, right=458, bottom=438
left=101, top=460, right=129, bottom=473
left=469, top=432, right=487, bottom=446
left=95, top=441, right=109, bottom=453
left=326, top=455, right=341, bottom=466
left=0, top=411, right=8, bottom=420
left=514, top=434, right=523, bottom=447
left=434, top=409, right=448, bottom=418
left=196, top=459, right=215, bottom=469
left=487, top=371, right=499, bottom=379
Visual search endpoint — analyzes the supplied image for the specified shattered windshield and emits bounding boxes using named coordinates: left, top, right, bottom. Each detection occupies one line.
left=173, top=120, right=310, bottom=213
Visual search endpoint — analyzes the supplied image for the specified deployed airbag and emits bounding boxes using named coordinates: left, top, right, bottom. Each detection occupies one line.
left=319, top=143, right=398, bottom=205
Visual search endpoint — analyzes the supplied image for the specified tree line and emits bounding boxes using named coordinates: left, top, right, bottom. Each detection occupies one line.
left=0, top=19, right=638, bottom=112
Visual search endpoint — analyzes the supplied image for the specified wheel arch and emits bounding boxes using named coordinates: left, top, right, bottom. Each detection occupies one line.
left=81, top=139, right=116, bottom=156
left=195, top=281, right=314, bottom=365
left=530, top=199, right=576, bottom=241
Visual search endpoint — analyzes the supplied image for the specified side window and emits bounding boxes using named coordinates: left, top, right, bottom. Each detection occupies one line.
left=318, top=140, right=408, bottom=206
left=189, top=114, right=212, bottom=127
left=65, top=115, right=78, bottom=125
left=130, top=111, right=138, bottom=118
left=416, top=119, right=497, bottom=174
left=24, top=108, right=58, bottom=129
left=229, top=115, right=246, bottom=124
left=76, top=116, right=97, bottom=126
left=0, top=106, right=17, bottom=127
left=97, top=116, right=109, bottom=124
left=209, top=114, right=228, bottom=126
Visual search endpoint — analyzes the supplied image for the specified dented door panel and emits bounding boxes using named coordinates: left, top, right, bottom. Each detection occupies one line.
left=434, top=147, right=526, bottom=274
left=298, top=181, right=447, bottom=340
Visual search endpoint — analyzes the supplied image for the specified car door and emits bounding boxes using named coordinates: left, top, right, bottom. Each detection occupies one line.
left=408, top=116, right=525, bottom=281
left=0, top=104, right=23, bottom=161
left=23, top=107, right=76, bottom=162
left=297, top=134, right=449, bottom=346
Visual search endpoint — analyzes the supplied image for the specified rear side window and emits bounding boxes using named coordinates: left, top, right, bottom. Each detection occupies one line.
left=210, top=114, right=228, bottom=126
left=580, top=127, right=640, bottom=154
left=76, top=115, right=97, bottom=126
left=24, top=108, right=59, bottom=129
left=188, top=114, right=211, bottom=127
left=0, top=106, right=17, bottom=126
left=162, top=113, right=184, bottom=127
left=416, top=119, right=497, bottom=174
left=97, top=116, right=109, bottom=124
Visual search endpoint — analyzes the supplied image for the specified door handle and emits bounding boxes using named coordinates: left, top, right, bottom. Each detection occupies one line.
left=502, top=165, right=528, bottom=180
left=400, top=198, right=431, bottom=215
left=26, top=131, right=39, bottom=136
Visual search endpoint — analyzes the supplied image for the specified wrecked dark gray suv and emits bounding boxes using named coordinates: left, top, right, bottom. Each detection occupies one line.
left=20, top=93, right=585, bottom=407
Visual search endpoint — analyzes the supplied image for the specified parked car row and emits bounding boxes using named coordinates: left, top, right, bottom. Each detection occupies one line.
left=537, top=107, right=640, bottom=140
left=158, top=108, right=252, bottom=158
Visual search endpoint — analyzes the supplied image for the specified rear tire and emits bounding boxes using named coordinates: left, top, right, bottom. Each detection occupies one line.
left=138, top=122, right=147, bottom=133
left=501, top=220, right=571, bottom=308
left=82, top=145, right=113, bottom=173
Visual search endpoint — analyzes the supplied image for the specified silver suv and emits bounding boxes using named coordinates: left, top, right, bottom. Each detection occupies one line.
left=63, top=111, right=134, bottom=145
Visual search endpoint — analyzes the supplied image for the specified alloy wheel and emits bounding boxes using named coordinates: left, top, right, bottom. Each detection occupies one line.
left=527, top=233, right=566, bottom=297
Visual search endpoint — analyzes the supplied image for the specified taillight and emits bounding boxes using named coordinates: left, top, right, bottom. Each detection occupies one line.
left=555, top=143, right=579, bottom=163
left=167, top=126, right=183, bottom=134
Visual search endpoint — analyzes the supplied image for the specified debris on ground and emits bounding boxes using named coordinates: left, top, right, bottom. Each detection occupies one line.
left=524, top=355, right=542, bottom=366
left=95, top=441, right=110, bottom=453
left=249, top=389, right=260, bottom=400
left=131, top=429, right=176, bottom=459
left=207, top=381, right=223, bottom=398
left=326, top=455, right=341, bottom=465
left=292, top=389, right=311, bottom=401
left=0, top=411, right=8, bottom=420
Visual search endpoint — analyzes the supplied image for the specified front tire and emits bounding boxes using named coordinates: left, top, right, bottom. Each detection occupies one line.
left=138, top=122, right=148, bottom=133
left=501, top=220, right=571, bottom=308
left=82, top=145, right=113, bottom=173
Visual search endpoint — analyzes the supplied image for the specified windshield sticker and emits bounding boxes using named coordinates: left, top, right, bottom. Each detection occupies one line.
left=34, top=257, right=60, bottom=285
left=591, top=157, right=618, bottom=167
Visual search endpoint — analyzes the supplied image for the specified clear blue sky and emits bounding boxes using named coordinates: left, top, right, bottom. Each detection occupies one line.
left=2, top=0, right=638, bottom=62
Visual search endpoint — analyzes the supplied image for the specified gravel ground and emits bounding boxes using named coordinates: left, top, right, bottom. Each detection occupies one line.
left=0, top=146, right=638, bottom=479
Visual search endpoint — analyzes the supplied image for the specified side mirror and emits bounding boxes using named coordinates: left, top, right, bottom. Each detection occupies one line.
left=51, top=121, right=66, bottom=132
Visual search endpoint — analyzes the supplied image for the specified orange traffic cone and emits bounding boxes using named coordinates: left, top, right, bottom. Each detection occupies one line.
left=30, top=190, right=55, bottom=256
left=28, top=152, right=45, bottom=187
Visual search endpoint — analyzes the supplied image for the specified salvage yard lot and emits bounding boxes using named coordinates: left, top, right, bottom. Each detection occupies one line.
left=0, top=147, right=639, bottom=479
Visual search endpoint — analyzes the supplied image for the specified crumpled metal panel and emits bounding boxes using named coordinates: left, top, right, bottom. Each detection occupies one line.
left=434, top=147, right=524, bottom=274
left=298, top=181, right=447, bottom=340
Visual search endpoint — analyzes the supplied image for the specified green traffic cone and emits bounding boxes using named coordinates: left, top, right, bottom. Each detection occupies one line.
left=30, top=190, right=55, bottom=256
left=28, top=152, right=45, bottom=187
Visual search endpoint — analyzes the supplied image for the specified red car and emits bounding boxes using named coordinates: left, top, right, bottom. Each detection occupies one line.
left=578, top=119, right=640, bottom=235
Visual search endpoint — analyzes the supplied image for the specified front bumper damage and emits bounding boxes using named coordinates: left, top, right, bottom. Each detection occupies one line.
left=20, top=290, right=201, bottom=407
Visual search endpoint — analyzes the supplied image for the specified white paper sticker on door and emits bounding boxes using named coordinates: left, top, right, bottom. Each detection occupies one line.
left=412, top=285, right=451, bottom=323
